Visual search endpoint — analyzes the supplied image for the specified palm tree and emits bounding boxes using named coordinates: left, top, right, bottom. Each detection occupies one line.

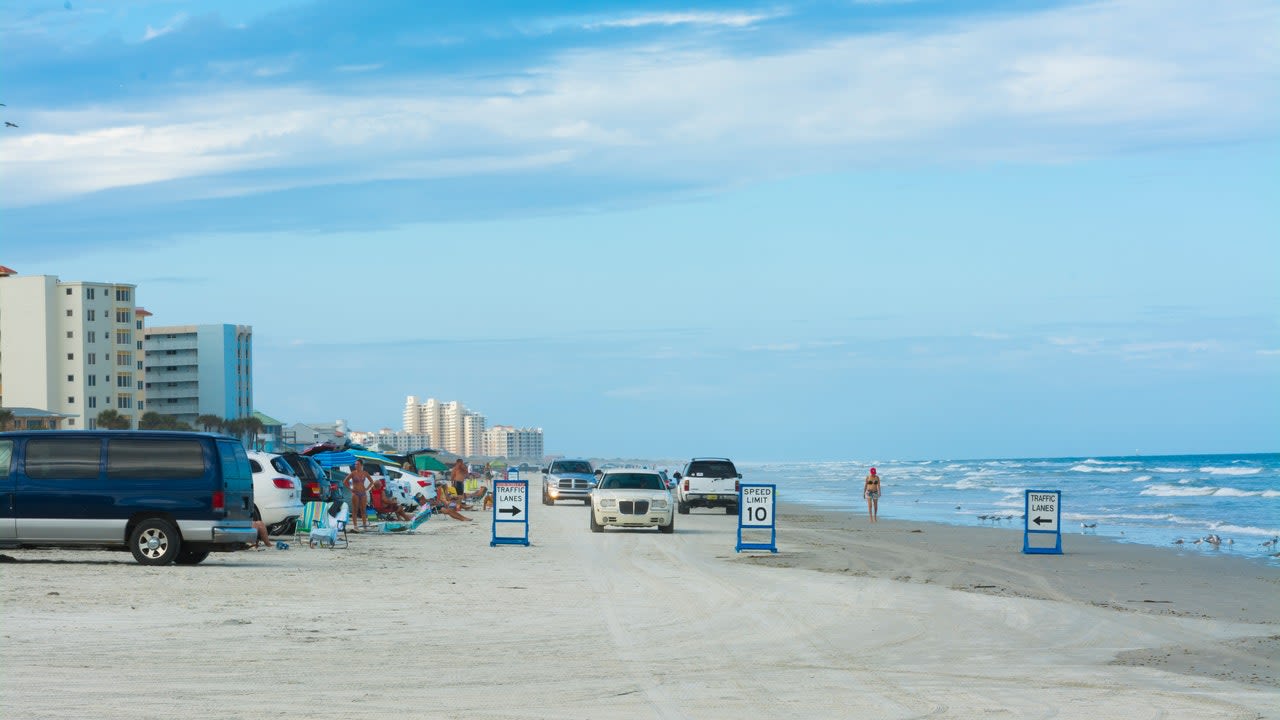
left=196, top=414, right=224, bottom=433
left=95, top=409, right=131, bottom=430
left=223, top=417, right=245, bottom=442
left=0, top=408, right=14, bottom=431
left=242, top=416, right=264, bottom=450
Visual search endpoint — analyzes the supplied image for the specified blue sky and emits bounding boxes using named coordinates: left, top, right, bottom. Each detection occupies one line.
left=2, top=0, right=1277, bottom=461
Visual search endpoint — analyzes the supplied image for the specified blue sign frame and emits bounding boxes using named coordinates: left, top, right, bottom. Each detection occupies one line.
left=736, top=483, right=778, bottom=553
left=491, top=478, right=530, bottom=547
left=1023, top=489, right=1062, bottom=555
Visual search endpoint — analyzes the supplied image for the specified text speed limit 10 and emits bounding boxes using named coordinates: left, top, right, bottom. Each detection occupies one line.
left=740, top=485, right=775, bottom=527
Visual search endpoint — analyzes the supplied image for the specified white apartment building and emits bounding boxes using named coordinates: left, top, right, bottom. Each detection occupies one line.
left=403, top=395, right=486, bottom=456
left=0, top=272, right=145, bottom=428
left=143, top=324, right=253, bottom=427
left=350, top=429, right=433, bottom=453
left=482, top=425, right=544, bottom=461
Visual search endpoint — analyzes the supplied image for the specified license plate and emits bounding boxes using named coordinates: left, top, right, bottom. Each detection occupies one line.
left=707, top=495, right=717, bottom=500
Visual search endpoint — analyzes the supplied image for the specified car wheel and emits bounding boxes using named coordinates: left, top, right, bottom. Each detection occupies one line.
left=175, top=548, right=210, bottom=565
left=677, top=501, right=690, bottom=515
left=589, top=510, right=603, bottom=533
left=129, top=518, right=181, bottom=565
left=659, top=518, right=675, bottom=534
left=542, top=490, right=553, bottom=506
left=725, top=505, right=738, bottom=515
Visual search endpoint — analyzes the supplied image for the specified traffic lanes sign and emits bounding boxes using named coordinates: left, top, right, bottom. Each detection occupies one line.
left=1026, top=491, right=1060, bottom=533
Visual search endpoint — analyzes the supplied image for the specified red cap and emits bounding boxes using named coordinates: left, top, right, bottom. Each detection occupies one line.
left=869, top=468, right=876, bottom=475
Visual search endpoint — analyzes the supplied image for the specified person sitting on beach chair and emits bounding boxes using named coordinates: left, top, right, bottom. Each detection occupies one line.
left=370, top=477, right=416, bottom=522
left=432, top=481, right=472, bottom=521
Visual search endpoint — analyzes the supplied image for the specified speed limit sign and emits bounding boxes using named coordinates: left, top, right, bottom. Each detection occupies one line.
left=736, top=484, right=777, bottom=553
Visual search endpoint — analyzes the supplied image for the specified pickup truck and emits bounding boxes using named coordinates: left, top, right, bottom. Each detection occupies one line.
left=674, top=457, right=741, bottom=515
left=541, top=458, right=597, bottom=505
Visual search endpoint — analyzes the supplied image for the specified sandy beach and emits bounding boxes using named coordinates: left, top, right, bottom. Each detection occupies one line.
left=2, top=500, right=1277, bottom=719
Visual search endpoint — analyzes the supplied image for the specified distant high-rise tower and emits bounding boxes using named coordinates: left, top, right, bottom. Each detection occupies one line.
left=404, top=395, right=486, bottom=456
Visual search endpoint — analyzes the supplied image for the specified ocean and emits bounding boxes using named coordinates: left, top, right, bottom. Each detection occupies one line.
left=737, top=453, right=1280, bottom=565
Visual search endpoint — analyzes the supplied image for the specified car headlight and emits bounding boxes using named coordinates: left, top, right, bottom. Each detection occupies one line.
left=651, top=498, right=669, bottom=509
left=599, top=498, right=617, bottom=508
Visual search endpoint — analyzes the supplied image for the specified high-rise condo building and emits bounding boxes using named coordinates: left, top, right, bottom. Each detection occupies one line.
left=482, top=425, right=545, bottom=461
left=143, top=324, right=253, bottom=428
left=0, top=271, right=145, bottom=429
left=403, top=395, right=487, bottom=456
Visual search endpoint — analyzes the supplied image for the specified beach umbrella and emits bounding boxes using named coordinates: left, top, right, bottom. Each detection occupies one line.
left=413, top=454, right=449, bottom=473
left=350, top=449, right=397, bottom=466
left=311, top=451, right=357, bottom=468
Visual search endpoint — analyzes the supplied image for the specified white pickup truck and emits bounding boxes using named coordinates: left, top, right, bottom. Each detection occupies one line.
left=674, top=457, right=742, bottom=515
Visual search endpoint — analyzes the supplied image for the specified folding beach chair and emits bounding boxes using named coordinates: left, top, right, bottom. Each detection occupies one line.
left=308, top=502, right=349, bottom=549
left=293, top=501, right=326, bottom=544
left=379, top=505, right=432, bottom=534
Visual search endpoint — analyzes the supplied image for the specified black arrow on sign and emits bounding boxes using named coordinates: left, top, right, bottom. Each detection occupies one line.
left=500, top=506, right=522, bottom=517
left=1033, top=516, right=1052, bottom=526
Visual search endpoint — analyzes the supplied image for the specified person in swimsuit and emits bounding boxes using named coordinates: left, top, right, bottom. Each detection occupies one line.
left=343, top=460, right=373, bottom=531
left=433, top=480, right=471, bottom=521
left=450, top=459, right=469, bottom=497
left=863, top=467, right=881, bottom=523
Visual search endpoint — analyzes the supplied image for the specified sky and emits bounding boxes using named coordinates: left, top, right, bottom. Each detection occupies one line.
left=2, top=0, right=1277, bottom=461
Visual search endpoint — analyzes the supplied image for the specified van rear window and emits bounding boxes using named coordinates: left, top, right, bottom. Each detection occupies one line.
left=107, top=438, right=205, bottom=479
left=27, top=438, right=102, bottom=479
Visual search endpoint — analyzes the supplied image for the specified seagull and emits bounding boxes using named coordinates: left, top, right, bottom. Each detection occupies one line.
left=3, top=121, right=16, bottom=128
left=1081, top=522, right=1097, bottom=529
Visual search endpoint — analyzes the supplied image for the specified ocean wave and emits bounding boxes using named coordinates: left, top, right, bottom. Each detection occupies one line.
left=1070, top=464, right=1134, bottom=473
left=1152, top=466, right=1192, bottom=473
left=1199, top=466, right=1262, bottom=476
left=1205, top=523, right=1280, bottom=538
left=1131, top=475, right=1152, bottom=483
left=1140, top=484, right=1216, bottom=497
left=1081, top=458, right=1132, bottom=465
left=1139, top=484, right=1277, bottom=498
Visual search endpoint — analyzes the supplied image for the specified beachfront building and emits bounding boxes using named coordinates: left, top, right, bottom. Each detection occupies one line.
left=0, top=270, right=146, bottom=428
left=349, top=428, right=434, bottom=454
left=289, top=419, right=349, bottom=447
left=143, top=324, right=253, bottom=428
left=482, top=425, right=544, bottom=462
left=403, top=395, right=487, bottom=457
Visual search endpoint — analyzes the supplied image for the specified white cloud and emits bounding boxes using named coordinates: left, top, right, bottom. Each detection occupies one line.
left=142, top=13, right=187, bottom=42
left=2, top=0, right=1275, bottom=207
left=582, top=10, right=784, bottom=30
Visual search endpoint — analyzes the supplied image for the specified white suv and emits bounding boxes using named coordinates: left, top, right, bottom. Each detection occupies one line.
left=246, top=451, right=304, bottom=536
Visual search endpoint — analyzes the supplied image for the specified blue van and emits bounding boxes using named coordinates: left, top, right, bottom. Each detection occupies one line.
left=0, top=430, right=257, bottom=565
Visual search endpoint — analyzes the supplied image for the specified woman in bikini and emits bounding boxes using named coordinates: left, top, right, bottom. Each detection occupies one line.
left=863, top=467, right=881, bottom=523
left=343, top=460, right=373, bottom=531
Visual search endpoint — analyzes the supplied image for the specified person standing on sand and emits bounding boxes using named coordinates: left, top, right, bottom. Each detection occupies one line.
left=343, top=460, right=373, bottom=531
left=863, top=467, right=881, bottom=523
left=450, top=458, right=468, bottom=497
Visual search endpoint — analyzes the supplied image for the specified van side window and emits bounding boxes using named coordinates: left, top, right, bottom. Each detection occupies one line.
left=0, top=440, right=12, bottom=479
left=107, top=438, right=205, bottom=479
left=27, top=438, right=101, bottom=479
left=217, top=440, right=252, bottom=485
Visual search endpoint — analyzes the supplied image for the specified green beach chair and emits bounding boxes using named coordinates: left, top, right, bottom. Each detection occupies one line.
left=293, top=501, right=326, bottom=544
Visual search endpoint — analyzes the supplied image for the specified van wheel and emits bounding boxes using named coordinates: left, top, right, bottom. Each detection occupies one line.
left=175, top=548, right=210, bottom=565
left=677, top=501, right=690, bottom=515
left=129, top=518, right=181, bottom=565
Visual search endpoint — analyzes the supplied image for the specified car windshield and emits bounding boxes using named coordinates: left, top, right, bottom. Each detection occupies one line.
left=601, top=473, right=665, bottom=490
left=554, top=461, right=592, bottom=474
left=687, top=461, right=736, bottom=478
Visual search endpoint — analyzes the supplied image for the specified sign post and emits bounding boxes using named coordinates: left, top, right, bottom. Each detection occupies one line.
left=1023, top=489, right=1062, bottom=555
left=491, top=479, right=530, bottom=547
left=736, top=484, right=778, bottom=553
